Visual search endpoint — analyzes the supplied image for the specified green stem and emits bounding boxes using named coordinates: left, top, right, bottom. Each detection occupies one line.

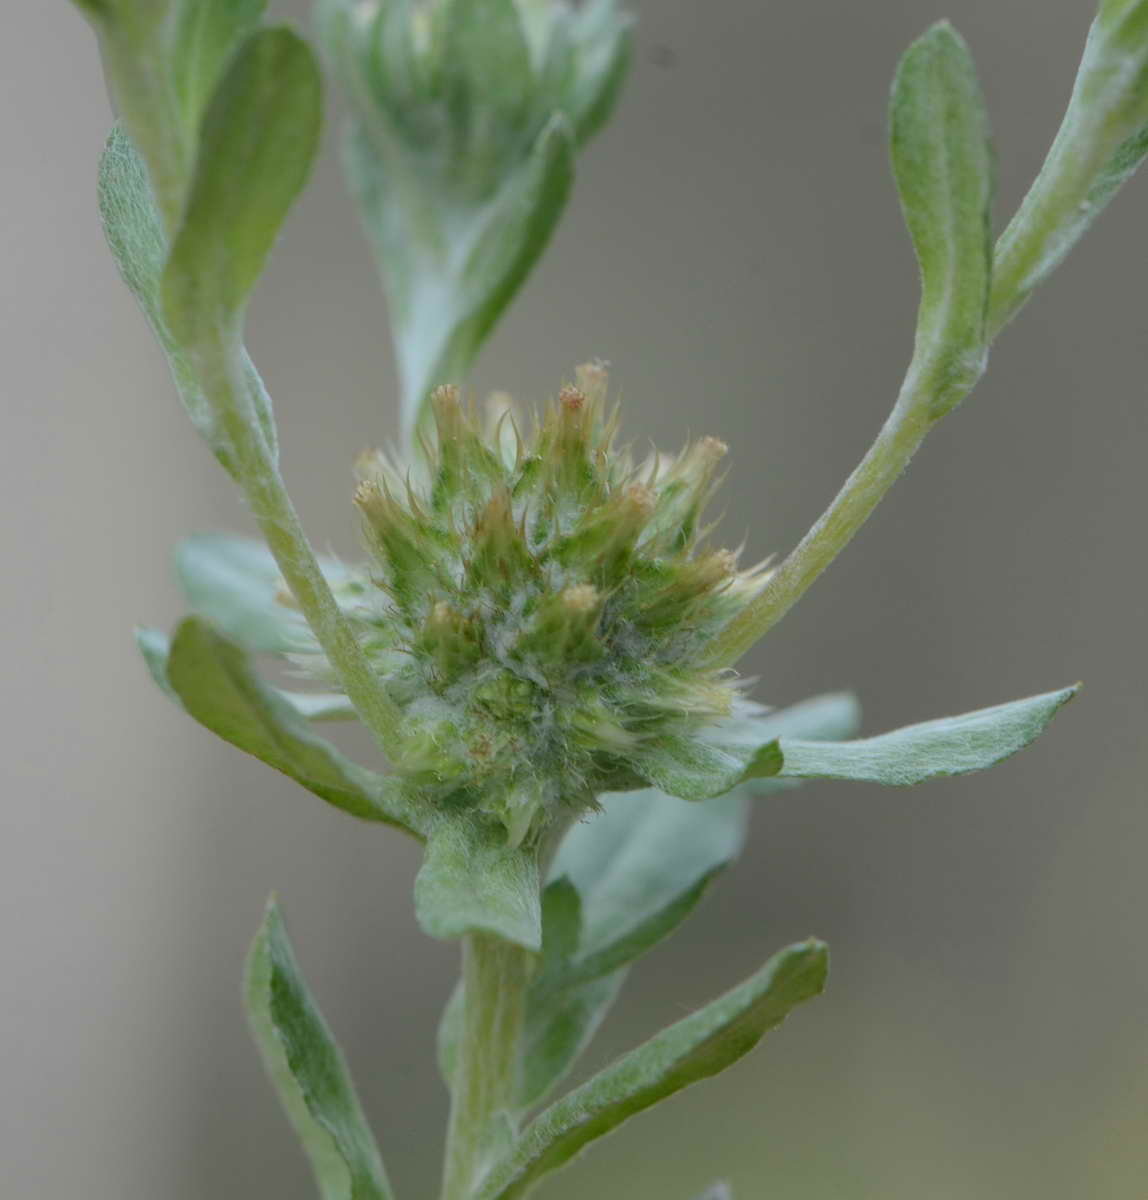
left=705, top=365, right=935, bottom=668
left=709, top=42, right=1136, bottom=669
left=205, top=335, right=407, bottom=763
left=441, top=934, right=533, bottom=1200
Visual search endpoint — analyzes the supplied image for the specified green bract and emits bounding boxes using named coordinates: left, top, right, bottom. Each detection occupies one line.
left=325, top=370, right=765, bottom=845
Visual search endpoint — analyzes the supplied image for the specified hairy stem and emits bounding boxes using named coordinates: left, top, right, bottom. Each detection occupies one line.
left=441, top=934, right=533, bottom=1200
left=705, top=364, right=935, bottom=667
left=204, top=335, right=407, bottom=763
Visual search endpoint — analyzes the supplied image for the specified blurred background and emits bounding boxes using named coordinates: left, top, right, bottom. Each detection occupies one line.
left=3, top=1, right=1146, bottom=1196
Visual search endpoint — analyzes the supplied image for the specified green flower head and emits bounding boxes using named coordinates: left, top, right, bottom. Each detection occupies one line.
left=297, top=367, right=769, bottom=845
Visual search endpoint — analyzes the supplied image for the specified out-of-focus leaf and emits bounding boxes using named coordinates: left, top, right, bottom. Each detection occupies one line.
left=349, top=114, right=575, bottom=440
left=172, top=0, right=267, bottom=129
left=174, top=534, right=349, bottom=655
left=137, top=626, right=356, bottom=723
left=516, top=879, right=625, bottom=1111
left=551, top=788, right=748, bottom=986
left=889, top=21, right=994, bottom=417
left=773, top=685, right=1079, bottom=786
left=160, top=617, right=421, bottom=832
left=477, top=940, right=829, bottom=1200
left=415, top=815, right=542, bottom=950
left=246, top=899, right=394, bottom=1200
left=98, top=127, right=278, bottom=473
left=162, top=27, right=322, bottom=347
left=74, top=0, right=269, bottom=230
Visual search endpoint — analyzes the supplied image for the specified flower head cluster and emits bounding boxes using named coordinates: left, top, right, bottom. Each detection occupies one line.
left=302, top=367, right=768, bottom=844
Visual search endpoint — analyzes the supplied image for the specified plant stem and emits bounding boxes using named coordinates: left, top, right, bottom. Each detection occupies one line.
left=708, top=84, right=1120, bottom=670
left=204, top=336, right=408, bottom=764
left=441, top=934, right=533, bottom=1200
left=704, top=365, right=935, bottom=668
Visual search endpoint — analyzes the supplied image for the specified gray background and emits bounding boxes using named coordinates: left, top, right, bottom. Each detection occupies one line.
left=3, top=2, right=1145, bottom=1197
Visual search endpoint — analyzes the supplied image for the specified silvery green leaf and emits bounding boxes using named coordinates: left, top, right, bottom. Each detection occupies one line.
left=75, top=0, right=268, bottom=230
left=551, top=788, right=749, bottom=986
left=451, top=115, right=575, bottom=377
left=246, top=900, right=394, bottom=1200
left=628, top=721, right=782, bottom=803
left=135, top=627, right=180, bottom=702
left=630, top=693, right=857, bottom=802
left=137, top=626, right=355, bottom=723
left=562, top=0, right=635, bottom=143
left=162, top=28, right=322, bottom=348
left=992, top=2, right=1148, bottom=332
left=476, top=940, right=829, bottom=1200
left=516, top=878, right=625, bottom=1111
left=510, top=788, right=751, bottom=1109
left=286, top=693, right=360, bottom=722
left=98, top=128, right=278, bottom=474
left=889, top=21, right=994, bottom=417
left=348, top=114, right=575, bottom=440
left=441, top=0, right=536, bottom=148
left=415, top=816, right=542, bottom=950
left=323, top=0, right=628, bottom=442
left=694, top=1186, right=732, bottom=1200
left=159, top=617, right=422, bottom=833
left=772, top=685, right=1080, bottom=787
left=174, top=534, right=357, bottom=656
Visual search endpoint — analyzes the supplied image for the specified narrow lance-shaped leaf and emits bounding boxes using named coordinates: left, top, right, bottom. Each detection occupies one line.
left=773, top=684, right=1080, bottom=787
left=635, top=687, right=1074, bottom=801
left=415, top=816, right=543, bottom=951
left=246, top=900, right=394, bottom=1200
left=162, top=27, right=322, bottom=348
left=890, top=21, right=994, bottom=418
left=991, top=1, right=1148, bottom=333
left=155, top=616, right=423, bottom=833
left=476, top=940, right=829, bottom=1200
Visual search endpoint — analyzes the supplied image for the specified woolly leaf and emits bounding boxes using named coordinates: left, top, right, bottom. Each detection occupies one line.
left=137, top=626, right=355, bottom=723
left=162, top=28, right=321, bottom=347
left=174, top=534, right=354, bottom=656
left=775, top=685, right=1079, bottom=786
left=477, top=940, right=829, bottom=1199
left=246, top=900, right=393, bottom=1200
left=415, top=816, right=542, bottom=950
left=631, top=693, right=858, bottom=802
left=160, top=617, right=420, bottom=832
left=890, top=21, right=994, bottom=417
left=98, top=127, right=278, bottom=473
